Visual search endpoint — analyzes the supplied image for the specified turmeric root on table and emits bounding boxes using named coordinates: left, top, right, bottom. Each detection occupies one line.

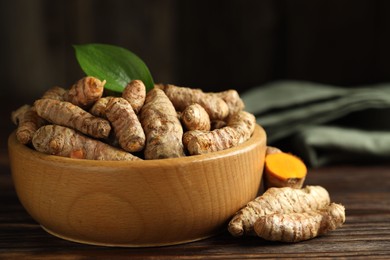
left=159, top=84, right=229, bottom=121
left=254, top=202, right=345, bottom=242
left=140, top=88, right=185, bottom=159
left=32, top=125, right=141, bottom=161
left=228, top=186, right=330, bottom=237
left=264, top=152, right=308, bottom=189
left=34, top=98, right=111, bottom=139
left=11, top=105, right=46, bottom=144
left=66, top=76, right=105, bottom=109
left=105, top=97, right=145, bottom=153
left=183, top=111, right=256, bottom=155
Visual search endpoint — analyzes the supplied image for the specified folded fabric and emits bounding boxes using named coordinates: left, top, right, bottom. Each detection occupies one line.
left=292, top=125, right=390, bottom=167
left=241, top=80, right=390, bottom=167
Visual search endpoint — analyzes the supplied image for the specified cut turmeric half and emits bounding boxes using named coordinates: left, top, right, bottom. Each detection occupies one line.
left=264, top=152, right=307, bottom=189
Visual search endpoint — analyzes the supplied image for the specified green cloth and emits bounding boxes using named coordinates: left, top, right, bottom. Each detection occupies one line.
left=241, top=81, right=390, bottom=167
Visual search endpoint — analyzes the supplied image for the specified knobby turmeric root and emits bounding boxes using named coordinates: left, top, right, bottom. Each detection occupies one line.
left=264, top=152, right=308, bottom=189
left=66, top=76, right=106, bottom=109
left=34, top=98, right=111, bottom=139
left=122, top=79, right=146, bottom=114
left=228, top=111, right=257, bottom=144
left=213, top=89, right=245, bottom=116
left=159, top=84, right=229, bottom=120
left=11, top=105, right=46, bottom=144
left=254, top=202, right=345, bottom=242
left=42, top=86, right=67, bottom=101
left=89, top=80, right=145, bottom=118
left=228, top=186, right=330, bottom=237
left=32, top=125, right=141, bottom=161
left=105, top=97, right=145, bottom=152
left=89, top=96, right=113, bottom=119
left=140, top=88, right=185, bottom=159
left=183, top=111, right=256, bottom=155
left=181, top=103, right=211, bottom=131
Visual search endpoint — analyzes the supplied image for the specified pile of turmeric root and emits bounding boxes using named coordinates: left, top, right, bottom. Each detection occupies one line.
left=11, top=76, right=256, bottom=160
left=228, top=147, right=346, bottom=243
left=228, top=185, right=345, bottom=242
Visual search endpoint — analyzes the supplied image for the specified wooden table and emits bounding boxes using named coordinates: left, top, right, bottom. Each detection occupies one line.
left=1, top=147, right=390, bottom=259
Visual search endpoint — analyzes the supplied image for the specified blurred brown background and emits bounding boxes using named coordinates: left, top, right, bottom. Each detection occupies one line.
left=2, top=0, right=390, bottom=154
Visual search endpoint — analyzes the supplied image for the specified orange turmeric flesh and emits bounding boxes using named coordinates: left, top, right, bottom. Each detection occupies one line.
left=264, top=152, right=307, bottom=189
left=265, top=153, right=307, bottom=180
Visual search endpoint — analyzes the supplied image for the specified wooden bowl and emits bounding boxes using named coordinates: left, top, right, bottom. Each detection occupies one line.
left=8, top=125, right=266, bottom=247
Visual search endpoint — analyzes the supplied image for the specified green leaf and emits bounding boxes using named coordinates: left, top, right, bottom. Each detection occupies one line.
left=74, top=43, right=154, bottom=93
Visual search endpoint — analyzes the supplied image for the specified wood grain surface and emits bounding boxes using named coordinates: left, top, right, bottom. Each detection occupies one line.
left=1, top=154, right=390, bottom=258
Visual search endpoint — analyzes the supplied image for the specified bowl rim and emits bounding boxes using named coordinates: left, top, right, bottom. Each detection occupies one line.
left=8, top=124, right=266, bottom=167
